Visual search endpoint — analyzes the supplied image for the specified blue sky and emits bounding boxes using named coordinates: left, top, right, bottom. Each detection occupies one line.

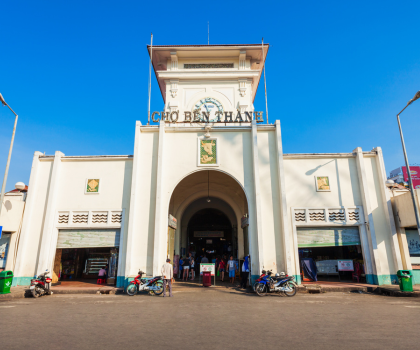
left=1, top=0, right=419, bottom=191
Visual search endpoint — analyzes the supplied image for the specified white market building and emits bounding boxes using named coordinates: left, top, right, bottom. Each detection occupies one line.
left=12, top=43, right=405, bottom=287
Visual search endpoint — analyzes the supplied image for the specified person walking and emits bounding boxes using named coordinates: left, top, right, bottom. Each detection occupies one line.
left=227, top=256, right=237, bottom=284
left=241, top=256, right=250, bottom=289
left=161, top=258, right=173, bottom=297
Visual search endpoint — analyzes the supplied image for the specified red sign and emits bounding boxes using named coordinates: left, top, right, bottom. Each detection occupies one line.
left=337, top=260, right=354, bottom=271
left=402, top=166, right=420, bottom=189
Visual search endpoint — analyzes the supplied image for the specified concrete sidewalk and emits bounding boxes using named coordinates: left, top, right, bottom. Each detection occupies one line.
left=3, top=279, right=419, bottom=300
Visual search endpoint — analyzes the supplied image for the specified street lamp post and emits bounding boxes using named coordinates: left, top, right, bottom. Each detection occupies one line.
left=0, top=93, right=19, bottom=216
left=396, top=90, right=420, bottom=237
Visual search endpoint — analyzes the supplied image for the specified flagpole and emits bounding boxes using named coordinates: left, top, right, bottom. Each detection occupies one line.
left=262, top=38, right=269, bottom=124
left=148, top=33, right=153, bottom=125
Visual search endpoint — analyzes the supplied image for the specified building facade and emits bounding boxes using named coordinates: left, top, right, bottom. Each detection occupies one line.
left=12, top=44, right=405, bottom=287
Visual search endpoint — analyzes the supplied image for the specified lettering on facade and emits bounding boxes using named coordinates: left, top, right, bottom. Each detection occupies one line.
left=150, top=111, right=264, bottom=124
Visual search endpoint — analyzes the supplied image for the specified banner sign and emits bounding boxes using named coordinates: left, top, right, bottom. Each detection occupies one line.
left=297, top=227, right=361, bottom=247
left=337, top=260, right=354, bottom=271
left=241, top=216, right=249, bottom=228
left=402, top=166, right=420, bottom=189
left=151, top=110, right=264, bottom=124
left=168, top=214, right=177, bottom=229
left=0, top=226, right=2, bottom=239
left=194, top=231, right=223, bottom=238
left=405, top=230, right=420, bottom=255
left=200, top=263, right=215, bottom=276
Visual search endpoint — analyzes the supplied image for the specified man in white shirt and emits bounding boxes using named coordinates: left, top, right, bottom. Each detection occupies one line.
left=161, top=258, right=173, bottom=297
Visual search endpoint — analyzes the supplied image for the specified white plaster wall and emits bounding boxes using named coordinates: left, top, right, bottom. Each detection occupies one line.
left=257, top=130, right=283, bottom=272
left=58, top=160, right=132, bottom=210
left=284, top=158, right=362, bottom=208
left=364, top=156, right=396, bottom=275
left=131, top=131, right=159, bottom=274
left=283, top=157, right=362, bottom=276
left=16, top=160, right=53, bottom=277
left=0, top=193, right=25, bottom=233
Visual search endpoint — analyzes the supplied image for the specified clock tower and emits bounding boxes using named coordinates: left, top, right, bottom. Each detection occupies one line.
left=148, top=44, right=269, bottom=123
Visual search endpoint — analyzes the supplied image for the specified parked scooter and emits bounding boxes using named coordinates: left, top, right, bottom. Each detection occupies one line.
left=255, top=271, right=297, bottom=297
left=30, top=270, right=53, bottom=298
left=252, top=270, right=267, bottom=292
left=126, top=270, right=164, bottom=296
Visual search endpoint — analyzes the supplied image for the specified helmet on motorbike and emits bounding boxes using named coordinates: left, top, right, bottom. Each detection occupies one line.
left=275, top=273, right=280, bottom=277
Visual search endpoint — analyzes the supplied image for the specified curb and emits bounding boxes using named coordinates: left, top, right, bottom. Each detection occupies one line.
left=376, top=287, right=420, bottom=298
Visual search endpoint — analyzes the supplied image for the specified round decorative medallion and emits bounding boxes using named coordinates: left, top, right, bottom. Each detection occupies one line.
left=193, top=97, right=224, bottom=122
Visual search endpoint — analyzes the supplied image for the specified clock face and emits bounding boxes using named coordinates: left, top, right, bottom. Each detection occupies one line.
left=193, top=97, right=224, bottom=122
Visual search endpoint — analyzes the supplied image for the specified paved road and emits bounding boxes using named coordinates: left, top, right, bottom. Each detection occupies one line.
left=1, top=288, right=419, bottom=350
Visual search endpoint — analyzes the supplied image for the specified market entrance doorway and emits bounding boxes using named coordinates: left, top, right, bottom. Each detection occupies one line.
left=187, top=208, right=234, bottom=261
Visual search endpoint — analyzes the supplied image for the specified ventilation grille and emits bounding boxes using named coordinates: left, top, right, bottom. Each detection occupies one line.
left=72, top=213, right=88, bottom=224
left=348, top=210, right=360, bottom=221
left=329, top=210, right=345, bottom=222
left=58, top=213, right=69, bottom=224
left=111, top=213, right=122, bottom=223
left=309, top=210, right=325, bottom=221
left=92, top=213, right=108, bottom=224
left=294, top=210, right=305, bottom=222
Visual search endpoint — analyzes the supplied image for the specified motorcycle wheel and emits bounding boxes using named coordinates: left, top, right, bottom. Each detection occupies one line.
left=126, top=284, right=137, bottom=296
left=252, top=282, right=259, bottom=292
left=255, top=283, right=267, bottom=297
left=152, top=281, right=164, bottom=296
left=31, top=287, right=41, bottom=298
left=283, top=282, right=297, bottom=297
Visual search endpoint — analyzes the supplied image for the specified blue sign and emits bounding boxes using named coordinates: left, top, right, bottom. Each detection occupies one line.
left=0, top=226, right=2, bottom=239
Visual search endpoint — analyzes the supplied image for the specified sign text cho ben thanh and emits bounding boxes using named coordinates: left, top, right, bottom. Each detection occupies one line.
left=151, top=110, right=265, bottom=123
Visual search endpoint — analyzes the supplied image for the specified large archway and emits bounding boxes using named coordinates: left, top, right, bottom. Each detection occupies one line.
left=167, top=169, right=249, bottom=268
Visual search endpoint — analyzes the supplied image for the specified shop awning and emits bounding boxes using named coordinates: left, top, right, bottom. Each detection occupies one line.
left=297, top=227, right=360, bottom=247
left=57, top=229, right=120, bottom=249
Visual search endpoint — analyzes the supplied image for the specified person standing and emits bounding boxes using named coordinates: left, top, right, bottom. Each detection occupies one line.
left=178, top=256, right=183, bottom=279
left=161, top=258, right=173, bottom=297
left=241, top=256, right=250, bottom=289
left=227, top=256, right=237, bottom=284
left=190, top=257, right=195, bottom=280
left=182, top=256, right=190, bottom=281
left=201, top=255, right=209, bottom=263
left=218, top=258, right=226, bottom=282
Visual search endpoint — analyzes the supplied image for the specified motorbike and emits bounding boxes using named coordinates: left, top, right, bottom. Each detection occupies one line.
left=126, top=270, right=164, bottom=296
left=30, top=270, right=53, bottom=298
left=255, top=270, right=297, bottom=297
left=252, top=270, right=267, bottom=292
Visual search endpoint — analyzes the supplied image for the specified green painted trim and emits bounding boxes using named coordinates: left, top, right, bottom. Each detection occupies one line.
left=12, top=277, right=33, bottom=287
left=294, top=275, right=301, bottom=285
left=298, top=242, right=361, bottom=248
left=411, top=270, right=420, bottom=285
left=250, top=274, right=260, bottom=284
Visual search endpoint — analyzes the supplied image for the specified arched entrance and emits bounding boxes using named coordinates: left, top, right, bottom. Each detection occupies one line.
left=167, top=169, right=249, bottom=275
left=187, top=208, right=234, bottom=259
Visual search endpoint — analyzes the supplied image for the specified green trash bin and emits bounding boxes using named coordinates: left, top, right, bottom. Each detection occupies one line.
left=397, top=270, right=413, bottom=292
left=0, top=270, right=14, bottom=294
